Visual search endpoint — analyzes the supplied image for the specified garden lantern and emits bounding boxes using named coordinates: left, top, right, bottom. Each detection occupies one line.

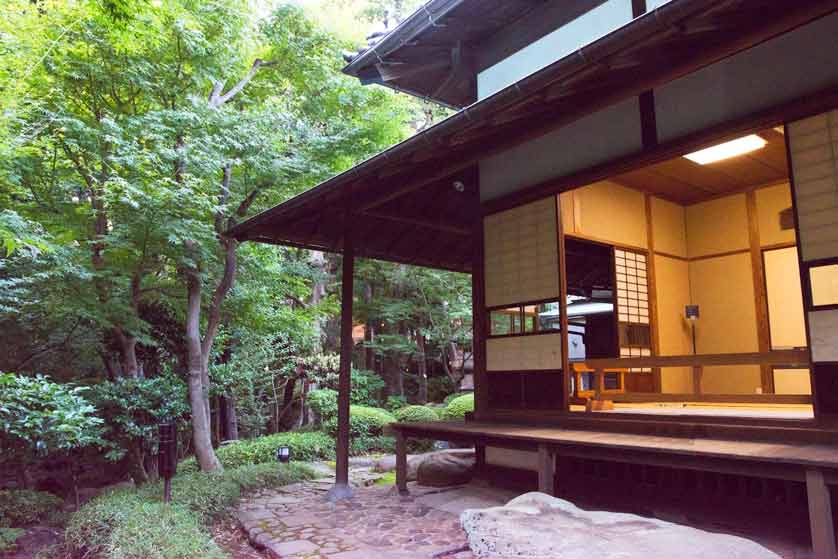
left=276, top=446, right=291, bottom=464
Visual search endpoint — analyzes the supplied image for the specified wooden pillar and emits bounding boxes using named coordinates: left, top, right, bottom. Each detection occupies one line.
left=645, top=194, right=663, bottom=393
left=395, top=430, right=409, bottom=496
left=537, top=444, right=557, bottom=496
left=746, top=189, right=774, bottom=393
left=472, top=212, right=489, bottom=419
left=806, top=469, right=836, bottom=559
left=692, top=365, right=703, bottom=395
left=555, top=197, right=570, bottom=411
left=328, top=213, right=354, bottom=502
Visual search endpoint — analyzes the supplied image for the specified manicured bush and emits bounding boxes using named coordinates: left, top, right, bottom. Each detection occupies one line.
left=179, top=431, right=335, bottom=473
left=0, top=489, right=63, bottom=527
left=324, top=405, right=395, bottom=439
left=443, top=391, right=469, bottom=406
left=444, top=392, right=474, bottom=419
left=65, top=463, right=314, bottom=559
left=0, top=527, right=24, bottom=553
left=393, top=405, right=439, bottom=423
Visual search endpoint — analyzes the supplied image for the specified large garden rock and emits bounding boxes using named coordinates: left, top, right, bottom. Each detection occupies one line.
left=416, top=449, right=475, bottom=487
left=460, top=492, right=781, bottom=559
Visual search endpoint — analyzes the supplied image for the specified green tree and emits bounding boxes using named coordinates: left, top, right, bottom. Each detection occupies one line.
left=0, top=373, right=103, bottom=488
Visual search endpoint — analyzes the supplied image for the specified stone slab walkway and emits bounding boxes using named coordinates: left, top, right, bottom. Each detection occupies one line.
left=235, top=465, right=516, bottom=559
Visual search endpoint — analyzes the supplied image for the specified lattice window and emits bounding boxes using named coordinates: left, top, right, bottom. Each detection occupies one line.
left=615, top=249, right=652, bottom=371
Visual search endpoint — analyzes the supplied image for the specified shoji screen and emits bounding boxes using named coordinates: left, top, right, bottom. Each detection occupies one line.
left=787, top=110, right=838, bottom=417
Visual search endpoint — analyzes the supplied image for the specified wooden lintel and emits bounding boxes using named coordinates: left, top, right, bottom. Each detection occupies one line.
left=585, top=349, right=810, bottom=370
left=362, top=210, right=470, bottom=235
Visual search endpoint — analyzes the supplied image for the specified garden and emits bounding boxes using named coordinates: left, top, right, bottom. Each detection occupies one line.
left=0, top=0, right=468, bottom=557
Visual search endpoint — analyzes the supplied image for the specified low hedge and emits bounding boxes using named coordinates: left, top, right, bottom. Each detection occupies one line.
left=393, top=405, right=439, bottom=423
left=0, top=489, right=63, bottom=527
left=65, top=463, right=314, bottom=559
left=324, top=405, right=395, bottom=439
left=179, top=431, right=335, bottom=473
left=444, top=392, right=474, bottom=419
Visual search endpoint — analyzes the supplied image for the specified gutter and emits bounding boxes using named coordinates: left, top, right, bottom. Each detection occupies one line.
left=226, top=0, right=788, bottom=240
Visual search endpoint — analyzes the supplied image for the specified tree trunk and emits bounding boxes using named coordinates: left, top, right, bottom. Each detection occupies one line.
left=184, top=263, right=222, bottom=472
left=114, top=328, right=140, bottom=378
left=416, top=334, right=428, bottom=404
left=125, top=442, right=149, bottom=486
left=16, top=463, right=34, bottom=490
left=224, top=395, right=239, bottom=441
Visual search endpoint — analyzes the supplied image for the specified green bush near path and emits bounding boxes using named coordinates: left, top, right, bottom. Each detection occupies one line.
left=444, top=393, right=475, bottom=419
left=393, top=405, right=440, bottom=423
left=179, top=431, right=335, bottom=473
left=65, top=462, right=314, bottom=559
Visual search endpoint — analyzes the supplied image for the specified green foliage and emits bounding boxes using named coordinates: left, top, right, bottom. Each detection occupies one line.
left=385, top=395, right=408, bottom=411
left=180, top=431, right=335, bottom=472
left=393, top=405, right=439, bottom=423
left=443, top=392, right=470, bottom=406
left=0, top=489, right=63, bottom=527
left=314, top=368, right=386, bottom=407
left=66, top=492, right=226, bottom=559
left=0, top=527, right=24, bottom=553
left=0, top=373, right=103, bottom=466
left=444, top=393, right=474, bottom=419
left=88, top=376, right=190, bottom=461
left=308, top=388, right=338, bottom=422
left=65, top=463, right=313, bottom=559
left=324, top=405, right=395, bottom=439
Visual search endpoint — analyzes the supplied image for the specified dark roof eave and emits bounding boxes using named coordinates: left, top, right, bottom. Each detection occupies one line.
left=341, top=0, right=466, bottom=79
left=227, top=0, right=711, bottom=241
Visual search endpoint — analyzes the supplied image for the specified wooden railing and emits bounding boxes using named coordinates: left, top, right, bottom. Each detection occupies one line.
left=576, top=349, right=812, bottom=406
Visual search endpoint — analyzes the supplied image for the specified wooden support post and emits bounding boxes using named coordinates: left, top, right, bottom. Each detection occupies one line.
left=471, top=213, right=489, bottom=419
left=538, top=445, right=557, bottom=496
left=395, top=431, right=409, bottom=496
left=327, top=211, right=354, bottom=502
left=806, top=469, right=836, bottom=559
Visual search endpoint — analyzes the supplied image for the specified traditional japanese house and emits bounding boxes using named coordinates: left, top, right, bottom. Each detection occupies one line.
left=229, top=1, right=838, bottom=555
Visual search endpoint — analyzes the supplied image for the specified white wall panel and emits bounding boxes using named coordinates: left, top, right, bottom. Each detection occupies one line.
left=477, top=0, right=633, bottom=100
left=655, top=13, right=838, bottom=143
left=479, top=98, right=641, bottom=201
left=486, top=333, right=563, bottom=372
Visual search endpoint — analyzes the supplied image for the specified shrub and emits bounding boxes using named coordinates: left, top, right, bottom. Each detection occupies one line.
left=308, top=388, right=338, bottom=422
left=0, top=489, right=63, bottom=527
left=66, top=493, right=226, bottom=559
left=179, top=431, right=334, bottom=473
left=0, top=527, right=24, bottom=553
left=444, top=393, right=474, bottom=419
left=384, top=395, right=407, bottom=411
left=443, top=391, right=469, bottom=406
left=65, top=463, right=313, bottom=559
left=325, top=405, right=395, bottom=439
left=350, top=435, right=395, bottom=455
left=393, top=405, right=439, bottom=423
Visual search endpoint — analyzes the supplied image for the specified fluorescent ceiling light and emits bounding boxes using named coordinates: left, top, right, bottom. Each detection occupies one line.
left=683, top=134, right=767, bottom=165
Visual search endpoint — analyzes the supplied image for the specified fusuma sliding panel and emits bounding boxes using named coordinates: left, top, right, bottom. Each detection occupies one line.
left=484, top=198, right=559, bottom=307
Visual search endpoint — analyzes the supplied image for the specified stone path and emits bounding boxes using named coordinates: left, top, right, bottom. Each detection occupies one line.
left=235, top=464, right=516, bottom=559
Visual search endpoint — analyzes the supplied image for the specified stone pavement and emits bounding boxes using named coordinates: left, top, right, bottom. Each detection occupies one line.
left=235, top=464, right=517, bottom=559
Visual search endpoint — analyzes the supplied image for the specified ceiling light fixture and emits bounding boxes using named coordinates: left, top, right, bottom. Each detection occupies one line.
left=683, top=134, right=767, bottom=165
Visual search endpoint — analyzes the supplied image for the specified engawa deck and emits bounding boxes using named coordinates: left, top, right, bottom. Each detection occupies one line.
left=389, top=420, right=838, bottom=558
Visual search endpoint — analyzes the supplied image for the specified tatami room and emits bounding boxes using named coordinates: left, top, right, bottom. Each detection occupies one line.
left=562, top=125, right=812, bottom=418
left=485, top=125, right=819, bottom=419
